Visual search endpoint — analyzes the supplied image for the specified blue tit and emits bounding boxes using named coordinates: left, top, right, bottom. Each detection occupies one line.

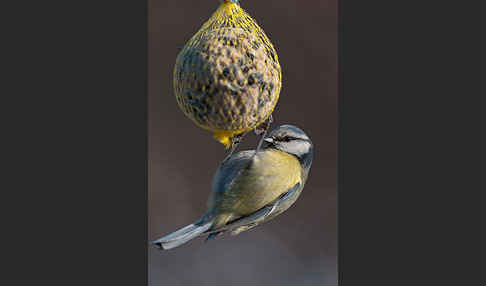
left=152, top=125, right=314, bottom=250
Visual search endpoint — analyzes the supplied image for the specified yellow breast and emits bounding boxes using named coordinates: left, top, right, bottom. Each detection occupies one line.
left=221, top=149, right=302, bottom=215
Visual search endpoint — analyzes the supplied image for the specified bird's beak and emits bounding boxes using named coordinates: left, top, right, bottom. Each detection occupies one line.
left=264, top=137, right=274, bottom=144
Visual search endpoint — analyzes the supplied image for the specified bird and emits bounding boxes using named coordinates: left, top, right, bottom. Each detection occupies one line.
left=152, top=125, right=313, bottom=250
left=173, top=0, right=282, bottom=150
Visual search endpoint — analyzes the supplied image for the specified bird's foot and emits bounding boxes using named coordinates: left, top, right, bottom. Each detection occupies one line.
left=254, top=114, right=273, bottom=136
left=254, top=115, right=274, bottom=155
left=222, top=133, right=245, bottom=163
left=205, top=231, right=223, bottom=242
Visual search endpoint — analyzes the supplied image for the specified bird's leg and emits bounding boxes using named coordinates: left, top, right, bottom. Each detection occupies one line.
left=254, top=114, right=273, bottom=136
left=222, top=133, right=245, bottom=163
left=205, top=231, right=224, bottom=242
left=254, top=114, right=273, bottom=155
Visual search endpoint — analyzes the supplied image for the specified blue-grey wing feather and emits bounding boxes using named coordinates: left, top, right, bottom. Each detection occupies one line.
left=208, top=150, right=255, bottom=209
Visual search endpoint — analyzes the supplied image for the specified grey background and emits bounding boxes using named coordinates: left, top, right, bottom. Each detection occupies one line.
left=149, top=0, right=337, bottom=285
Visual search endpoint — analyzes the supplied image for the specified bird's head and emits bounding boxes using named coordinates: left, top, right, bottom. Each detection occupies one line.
left=263, top=125, right=314, bottom=169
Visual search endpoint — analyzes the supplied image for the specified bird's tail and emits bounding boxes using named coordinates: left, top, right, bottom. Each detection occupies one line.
left=152, top=220, right=213, bottom=250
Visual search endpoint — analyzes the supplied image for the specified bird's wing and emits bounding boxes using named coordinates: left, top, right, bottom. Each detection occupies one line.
left=207, top=150, right=255, bottom=210
left=212, top=182, right=301, bottom=233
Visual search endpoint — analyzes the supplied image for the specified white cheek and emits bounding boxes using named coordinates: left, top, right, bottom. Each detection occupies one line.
left=284, top=141, right=310, bottom=156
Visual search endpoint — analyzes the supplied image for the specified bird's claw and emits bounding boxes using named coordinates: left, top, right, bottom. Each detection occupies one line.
left=254, top=115, right=274, bottom=154
left=206, top=231, right=223, bottom=242
left=223, top=133, right=245, bottom=163
left=254, top=114, right=273, bottom=136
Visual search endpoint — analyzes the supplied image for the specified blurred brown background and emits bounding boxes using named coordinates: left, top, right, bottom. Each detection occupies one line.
left=149, top=0, right=337, bottom=285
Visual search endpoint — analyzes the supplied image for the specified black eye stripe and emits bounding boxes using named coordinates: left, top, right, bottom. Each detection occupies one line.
left=277, top=136, right=297, bottom=142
